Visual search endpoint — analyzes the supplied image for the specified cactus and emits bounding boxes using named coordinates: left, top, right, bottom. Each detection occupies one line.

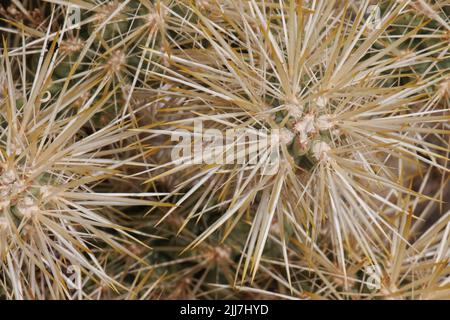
left=0, top=0, right=448, bottom=300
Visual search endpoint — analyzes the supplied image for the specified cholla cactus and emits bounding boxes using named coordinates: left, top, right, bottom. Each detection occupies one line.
left=142, top=0, right=449, bottom=285
left=0, top=0, right=448, bottom=300
left=0, top=34, right=169, bottom=299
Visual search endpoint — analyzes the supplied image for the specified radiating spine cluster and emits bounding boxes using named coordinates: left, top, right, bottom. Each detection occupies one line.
left=0, top=0, right=449, bottom=300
